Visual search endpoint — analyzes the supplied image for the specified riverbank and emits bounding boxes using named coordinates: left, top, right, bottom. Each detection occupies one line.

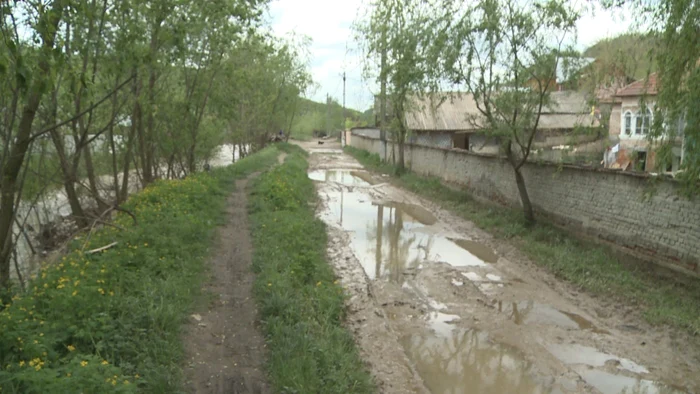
left=0, top=147, right=279, bottom=393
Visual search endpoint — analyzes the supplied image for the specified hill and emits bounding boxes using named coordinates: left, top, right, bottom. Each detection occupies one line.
left=290, top=98, right=374, bottom=140
left=583, top=33, right=660, bottom=80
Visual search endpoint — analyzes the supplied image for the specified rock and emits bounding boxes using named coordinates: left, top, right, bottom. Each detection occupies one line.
left=191, top=314, right=202, bottom=322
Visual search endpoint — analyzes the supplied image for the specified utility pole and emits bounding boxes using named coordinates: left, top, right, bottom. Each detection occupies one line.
left=326, top=94, right=331, bottom=136
left=342, top=72, right=346, bottom=146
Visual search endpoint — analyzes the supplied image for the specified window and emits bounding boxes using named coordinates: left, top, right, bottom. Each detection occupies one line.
left=639, top=108, right=652, bottom=135
left=624, top=112, right=632, bottom=135
left=635, top=112, right=643, bottom=134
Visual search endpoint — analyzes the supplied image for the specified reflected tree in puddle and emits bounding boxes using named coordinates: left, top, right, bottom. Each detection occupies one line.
left=366, top=205, right=423, bottom=282
left=403, top=329, right=556, bottom=394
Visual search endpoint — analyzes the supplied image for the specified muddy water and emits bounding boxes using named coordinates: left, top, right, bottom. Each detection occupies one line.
left=401, top=327, right=564, bottom=394
left=319, top=187, right=493, bottom=280
left=500, top=301, right=610, bottom=334
left=309, top=167, right=692, bottom=394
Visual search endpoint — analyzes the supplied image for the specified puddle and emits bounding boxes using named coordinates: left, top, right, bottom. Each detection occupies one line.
left=380, top=201, right=437, bottom=225
left=504, top=301, right=609, bottom=334
left=449, top=238, right=498, bottom=263
left=308, top=169, right=372, bottom=186
left=401, top=327, right=564, bottom=394
left=309, top=148, right=343, bottom=154
left=577, top=369, right=687, bottom=394
left=426, top=312, right=461, bottom=336
left=321, top=190, right=492, bottom=280
left=547, top=343, right=648, bottom=374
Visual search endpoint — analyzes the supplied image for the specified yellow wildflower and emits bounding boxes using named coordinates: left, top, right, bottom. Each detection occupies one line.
left=67, top=345, right=76, bottom=352
left=101, top=360, right=109, bottom=365
left=80, top=361, right=88, bottom=367
left=19, top=361, right=25, bottom=367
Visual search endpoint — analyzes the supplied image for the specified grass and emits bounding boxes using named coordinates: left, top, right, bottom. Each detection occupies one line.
left=345, top=146, right=700, bottom=336
left=248, top=145, right=375, bottom=393
left=0, top=146, right=280, bottom=393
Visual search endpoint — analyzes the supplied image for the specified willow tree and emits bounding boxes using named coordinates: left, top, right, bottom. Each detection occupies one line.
left=437, top=0, right=579, bottom=224
left=356, top=0, right=437, bottom=172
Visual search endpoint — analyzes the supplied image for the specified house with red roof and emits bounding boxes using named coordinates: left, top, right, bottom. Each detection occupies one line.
left=607, top=73, right=684, bottom=172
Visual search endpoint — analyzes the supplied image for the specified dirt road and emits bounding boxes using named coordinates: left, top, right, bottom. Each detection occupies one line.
left=299, top=140, right=699, bottom=394
left=183, top=175, right=270, bottom=394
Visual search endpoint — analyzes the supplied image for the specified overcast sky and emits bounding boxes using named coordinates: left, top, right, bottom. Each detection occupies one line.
left=266, top=0, right=635, bottom=112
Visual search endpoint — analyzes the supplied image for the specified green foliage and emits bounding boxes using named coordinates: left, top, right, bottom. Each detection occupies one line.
left=248, top=152, right=375, bottom=393
left=0, top=147, right=279, bottom=393
left=290, top=98, right=368, bottom=141
left=346, top=145, right=700, bottom=336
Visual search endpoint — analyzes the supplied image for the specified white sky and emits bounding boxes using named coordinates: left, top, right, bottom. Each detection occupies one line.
left=266, top=0, right=636, bottom=111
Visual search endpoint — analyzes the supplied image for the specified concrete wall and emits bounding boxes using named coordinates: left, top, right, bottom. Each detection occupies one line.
left=351, top=134, right=700, bottom=273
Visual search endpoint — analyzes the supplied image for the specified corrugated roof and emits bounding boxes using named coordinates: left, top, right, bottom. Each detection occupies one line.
left=405, top=91, right=598, bottom=132
left=615, top=73, right=658, bottom=97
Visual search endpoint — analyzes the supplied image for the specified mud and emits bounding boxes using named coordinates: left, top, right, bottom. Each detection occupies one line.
left=296, top=140, right=699, bottom=394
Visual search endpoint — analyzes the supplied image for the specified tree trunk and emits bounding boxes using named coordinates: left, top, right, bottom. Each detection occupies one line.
left=82, top=145, right=108, bottom=212
left=0, top=1, right=66, bottom=288
left=512, top=166, right=534, bottom=225
left=50, top=130, right=89, bottom=228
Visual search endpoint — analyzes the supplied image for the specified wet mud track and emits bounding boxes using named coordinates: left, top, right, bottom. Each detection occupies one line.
left=299, top=141, right=699, bottom=394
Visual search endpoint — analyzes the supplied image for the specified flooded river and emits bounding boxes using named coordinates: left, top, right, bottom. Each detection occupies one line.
left=304, top=143, right=695, bottom=394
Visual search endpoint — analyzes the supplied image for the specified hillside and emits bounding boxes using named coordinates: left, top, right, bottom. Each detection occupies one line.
left=583, top=33, right=660, bottom=80
left=290, top=98, right=374, bottom=140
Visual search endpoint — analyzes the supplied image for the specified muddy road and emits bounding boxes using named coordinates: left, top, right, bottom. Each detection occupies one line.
left=298, top=140, right=699, bottom=394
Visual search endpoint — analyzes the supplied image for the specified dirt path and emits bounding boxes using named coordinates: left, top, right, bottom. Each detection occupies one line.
left=183, top=174, right=270, bottom=394
left=296, top=139, right=699, bottom=394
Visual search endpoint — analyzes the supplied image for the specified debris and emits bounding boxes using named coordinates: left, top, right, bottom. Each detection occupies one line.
left=85, top=242, right=118, bottom=254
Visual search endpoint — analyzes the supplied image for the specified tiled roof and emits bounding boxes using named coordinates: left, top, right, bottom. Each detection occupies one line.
left=615, top=73, right=658, bottom=97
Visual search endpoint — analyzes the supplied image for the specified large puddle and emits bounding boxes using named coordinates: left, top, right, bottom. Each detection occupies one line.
left=318, top=186, right=495, bottom=280
left=401, top=326, right=569, bottom=394
left=308, top=169, right=374, bottom=186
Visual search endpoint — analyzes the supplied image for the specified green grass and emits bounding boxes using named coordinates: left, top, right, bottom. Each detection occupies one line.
left=0, top=146, right=280, bottom=393
left=345, top=146, right=700, bottom=336
left=248, top=149, right=375, bottom=393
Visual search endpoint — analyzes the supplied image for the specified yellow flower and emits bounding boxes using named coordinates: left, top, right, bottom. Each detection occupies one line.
left=67, top=373, right=71, bottom=377
left=101, top=360, right=109, bottom=365
left=34, top=365, right=42, bottom=371
left=67, top=345, right=76, bottom=352
left=98, top=288, right=105, bottom=295
left=80, top=361, right=88, bottom=367
left=109, top=291, right=114, bottom=296
left=135, top=374, right=140, bottom=379
left=316, top=281, right=322, bottom=287
left=124, top=380, right=130, bottom=385
left=19, top=361, right=25, bottom=367
left=72, top=290, right=78, bottom=296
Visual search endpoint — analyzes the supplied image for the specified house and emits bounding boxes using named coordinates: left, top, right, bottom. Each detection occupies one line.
left=399, top=91, right=600, bottom=154
left=607, top=73, right=685, bottom=172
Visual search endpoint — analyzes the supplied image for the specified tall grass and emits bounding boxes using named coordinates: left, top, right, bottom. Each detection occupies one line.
left=248, top=146, right=375, bottom=393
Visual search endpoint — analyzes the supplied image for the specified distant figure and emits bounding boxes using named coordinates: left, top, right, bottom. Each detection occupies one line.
left=203, top=163, right=211, bottom=172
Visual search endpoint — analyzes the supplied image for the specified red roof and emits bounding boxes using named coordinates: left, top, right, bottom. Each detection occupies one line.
left=615, top=73, right=658, bottom=97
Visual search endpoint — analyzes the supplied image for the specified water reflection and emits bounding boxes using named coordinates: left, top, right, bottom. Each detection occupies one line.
left=577, top=369, right=687, bottom=394
left=308, top=169, right=372, bottom=186
left=502, top=301, right=609, bottom=334
left=401, top=328, right=559, bottom=394
left=322, top=189, right=490, bottom=280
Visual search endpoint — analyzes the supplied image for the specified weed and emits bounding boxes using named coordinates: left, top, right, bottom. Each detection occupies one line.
left=345, top=146, right=700, bottom=336
left=249, top=152, right=375, bottom=393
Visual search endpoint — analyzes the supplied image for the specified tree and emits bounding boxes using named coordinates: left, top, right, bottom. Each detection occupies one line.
left=436, top=0, right=579, bottom=224
left=357, top=0, right=438, bottom=172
